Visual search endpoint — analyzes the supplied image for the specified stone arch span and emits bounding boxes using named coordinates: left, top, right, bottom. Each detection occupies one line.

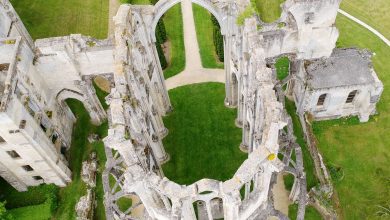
left=150, top=0, right=226, bottom=42
left=56, top=87, right=106, bottom=125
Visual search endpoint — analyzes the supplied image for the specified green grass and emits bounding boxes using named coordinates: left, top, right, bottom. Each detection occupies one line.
left=275, top=56, right=289, bottom=80
left=309, top=13, right=390, bottom=219
left=163, top=4, right=185, bottom=79
left=10, top=0, right=108, bottom=39
left=193, top=4, right=224, bottom=69
left=254, top=0, right=285, bottom=23
left=162, top=83, right=246, bottom=185
left=54, top=87, right=108, bottom=220
left=288, top=204, right=322, bottom=220
left=341, top=0, right=390, bottom=40
left=284, top=100, right=319, bottom=191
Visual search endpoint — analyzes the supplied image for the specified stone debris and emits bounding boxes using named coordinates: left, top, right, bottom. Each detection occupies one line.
left=76, top=152, right=98, bottom=220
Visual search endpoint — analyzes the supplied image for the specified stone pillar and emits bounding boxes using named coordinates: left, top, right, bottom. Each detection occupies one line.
left=151, top=46, right=172, bottom=115
left=222, top=195, right=240, bottom=220
left=80, top=79, right=107, bottom=125
left=223, top=35, right=233, bottom=107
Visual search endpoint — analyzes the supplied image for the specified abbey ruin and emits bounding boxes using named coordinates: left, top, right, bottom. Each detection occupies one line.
left=0, top=0, right=383, bottom=219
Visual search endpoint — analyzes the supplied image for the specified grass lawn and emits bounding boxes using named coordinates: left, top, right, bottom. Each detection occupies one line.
left=163, top=4, right=186, bottom=79
left=275, top=56, right=289, bottom=80
left=310, top=13, right=390, bottom=219
left=254, top=0, right=285, bottom=23
left=193, top=4, right=224, bottom=69
left=341, top=0, right=390, bottom=40
left=162, top=83, right=246, bottom=185
left=10, top=0, right=108, bottom=39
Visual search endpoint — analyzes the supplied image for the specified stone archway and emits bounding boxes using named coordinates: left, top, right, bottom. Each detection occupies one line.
left=56, top=87, right=106, bottom=125
left=149, top=0, right=226, bottom=43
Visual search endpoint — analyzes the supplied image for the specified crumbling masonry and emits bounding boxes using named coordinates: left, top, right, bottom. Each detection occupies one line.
left=0, top=0, right=383, bottom=219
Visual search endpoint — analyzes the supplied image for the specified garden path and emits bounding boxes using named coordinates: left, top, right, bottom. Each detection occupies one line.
left=165, top=0, right=224, bottom=90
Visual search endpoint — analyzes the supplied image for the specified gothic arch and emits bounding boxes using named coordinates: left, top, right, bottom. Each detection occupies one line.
left=150, top=0, right=226, bottom=42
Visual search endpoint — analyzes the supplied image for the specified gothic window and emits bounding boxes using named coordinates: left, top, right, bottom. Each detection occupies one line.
left=7, top=150, right=21, bottom=159
left=33, top=176, right=43, bottom=181
left=317, top=94, right=327, bottom=106
left=304, top=12, right=315, bottom=24
left=22, top=165, right=34, bottom=172
left=19, top=120, right=26, bottom=129
left=346, top=90, right=358, bottom=103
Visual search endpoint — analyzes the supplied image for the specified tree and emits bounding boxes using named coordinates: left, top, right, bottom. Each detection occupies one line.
left=0, top=201, right=13, bottom=220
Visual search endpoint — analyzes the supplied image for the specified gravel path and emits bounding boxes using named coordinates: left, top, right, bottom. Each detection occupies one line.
left=165, top=0, right=224, bottom=90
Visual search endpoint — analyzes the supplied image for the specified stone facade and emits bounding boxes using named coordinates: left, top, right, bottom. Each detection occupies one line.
left=292, top=48, right=383, bottom=122
left=0, top=0, right=110, bottom=190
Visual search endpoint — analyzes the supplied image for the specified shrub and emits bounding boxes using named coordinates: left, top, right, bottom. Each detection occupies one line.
left=211, top=15, right=224, bottom=62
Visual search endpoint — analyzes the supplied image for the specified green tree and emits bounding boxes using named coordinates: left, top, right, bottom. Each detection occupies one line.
left=0, top=201, right=13, bottom=220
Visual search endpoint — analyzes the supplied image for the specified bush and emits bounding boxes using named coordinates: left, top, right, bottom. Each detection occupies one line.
left=156, top=43, right=168, bottom=69
left=211, top=15, right=224, bottom=62
left=0, top=201, right=13, bottom=220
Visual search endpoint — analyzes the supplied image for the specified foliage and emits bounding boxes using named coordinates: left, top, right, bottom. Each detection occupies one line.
left=236, top=5, right=256, bottom=26
left=327, top=164, right=344, bottom=183
left=192, top=4, right=224, bottom=68
left=0, top=201, right=13, bottom=220
left=162, top=83, right=247, bottom=184
left=275, top=56, right=289, bottom=80
left=284, top=99, right=320, bottom=190
left=211, top=15, right=224, bottom=62
left=9, top=0, right=108, bottom=39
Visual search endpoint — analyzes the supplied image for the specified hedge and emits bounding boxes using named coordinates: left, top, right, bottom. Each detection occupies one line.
left=211, top=15, right=224, bottom=62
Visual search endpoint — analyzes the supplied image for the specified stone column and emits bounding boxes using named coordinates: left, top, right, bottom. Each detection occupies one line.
left=80, top=79, right=107, bottom=125
left=151, top=45, right=172, bottom=115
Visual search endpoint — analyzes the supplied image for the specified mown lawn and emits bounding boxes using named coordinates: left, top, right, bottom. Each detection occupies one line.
left=10, top=0, right=108, bottom=39
left=162, top=4, right=186, bottom=79
left=254, top=0, right=285, bottom=23
left=341, top=0, right=390, bottom=40
left=311, top=13, right=390, bottom=219
left=162, top=83, right=246, bottom=185
left=193, top=4, right=224, bottom=69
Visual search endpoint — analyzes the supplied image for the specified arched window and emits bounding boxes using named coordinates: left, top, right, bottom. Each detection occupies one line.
left=317, top=94, right=327, bottom=106
left=346, top=90, right=358, bottom=103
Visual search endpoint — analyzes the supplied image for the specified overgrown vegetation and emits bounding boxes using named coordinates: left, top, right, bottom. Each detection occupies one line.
left=10, top=0, right=108, bottom=39
left=236, top=5, right=256, bottom=26
left=162, top=83, right=247, bottom=184
left=275, top=56, right=289, bottom=80
left=284, top=100, right=319, bottom=191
